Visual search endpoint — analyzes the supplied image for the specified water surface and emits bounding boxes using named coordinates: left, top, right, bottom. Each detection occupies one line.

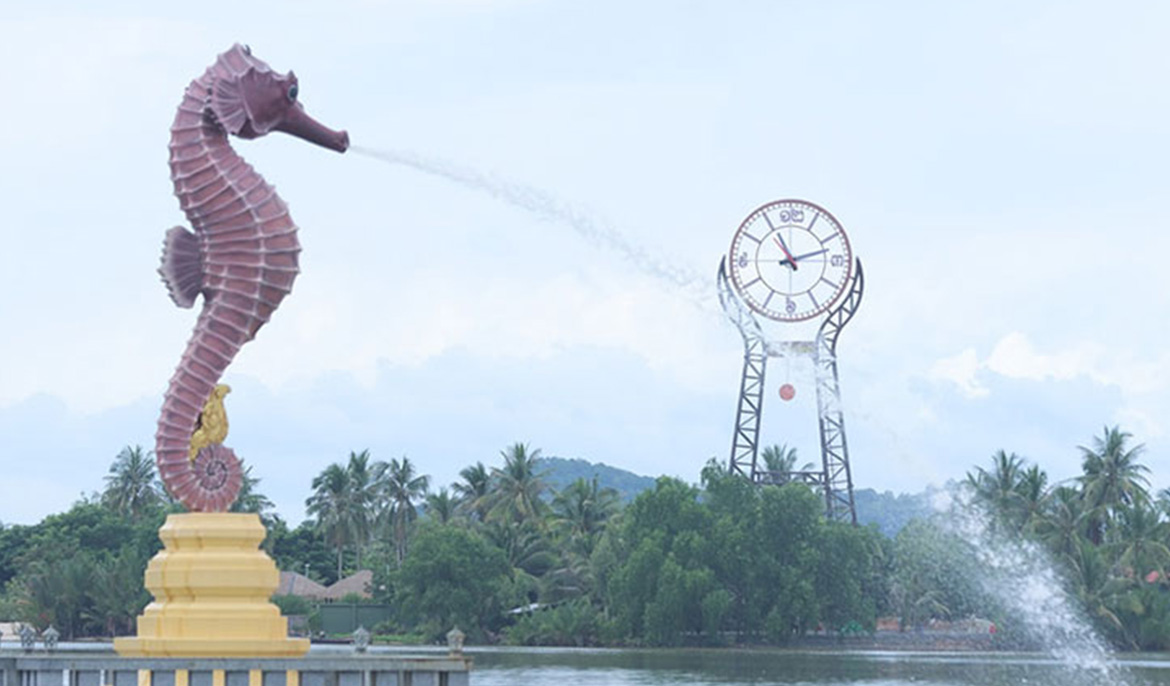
left=465, top=646, right=1170, bottom=686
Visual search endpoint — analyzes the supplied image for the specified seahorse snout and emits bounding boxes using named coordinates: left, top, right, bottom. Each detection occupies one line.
left=275, top=104, right=348, bottom=153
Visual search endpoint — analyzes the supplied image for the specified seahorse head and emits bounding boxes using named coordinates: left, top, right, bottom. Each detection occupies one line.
left=206, top=43, right=348, bottom=152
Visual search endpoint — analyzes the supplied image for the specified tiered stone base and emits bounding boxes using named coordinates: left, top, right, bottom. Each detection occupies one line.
left=114, top=512, right=309, bottom=657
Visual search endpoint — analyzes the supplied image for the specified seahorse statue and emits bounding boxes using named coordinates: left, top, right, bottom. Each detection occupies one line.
left=156, top=44, right=348, bottom=512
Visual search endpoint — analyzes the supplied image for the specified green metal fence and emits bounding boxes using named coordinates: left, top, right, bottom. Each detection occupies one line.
left=318, top=605, right=394, bottom=636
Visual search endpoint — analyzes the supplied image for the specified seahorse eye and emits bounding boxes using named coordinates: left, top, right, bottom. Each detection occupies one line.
left=287, top=83, right=298, bottom=102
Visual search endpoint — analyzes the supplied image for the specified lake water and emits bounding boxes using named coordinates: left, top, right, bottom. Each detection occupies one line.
left=463, top=646, right=1170, bottom=686
left=36, top=642, right=1170, bottom=685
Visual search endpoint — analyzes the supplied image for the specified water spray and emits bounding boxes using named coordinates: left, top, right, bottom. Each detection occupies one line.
left=351, top=145, right=715, bottom=308
left=938, top=490, right=1132, bottom=686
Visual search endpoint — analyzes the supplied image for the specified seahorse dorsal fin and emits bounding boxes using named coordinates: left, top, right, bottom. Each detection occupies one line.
left=210, top=75, right=249, bottom=135
left=159, top=226, right=203, bottom=308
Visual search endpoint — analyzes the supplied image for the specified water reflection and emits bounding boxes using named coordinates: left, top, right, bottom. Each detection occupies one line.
left=24, top=643, right=1170, bottom=685
left=467, top=646, right=1170, bottom=686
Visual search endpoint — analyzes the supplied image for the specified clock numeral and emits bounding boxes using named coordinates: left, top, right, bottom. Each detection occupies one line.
left=830, top=254, right=846, bottom=268
left=785, top=298, right=797, bottom=314
left=778, top=208, right=805, bottom=223
left=737, top=252, right=749, bottom=268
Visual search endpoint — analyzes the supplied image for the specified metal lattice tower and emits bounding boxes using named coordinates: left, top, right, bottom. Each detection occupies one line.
left=813, top=261, right=864, bottom=523
left=717, top=260, right=766, bottom=479
left=717, top=256, right=865, bottom=524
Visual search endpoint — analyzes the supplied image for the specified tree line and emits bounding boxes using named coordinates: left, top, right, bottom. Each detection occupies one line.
left=961, top=426, right=1170, bottom=649
left=2, top=427, right=1169, bottom=649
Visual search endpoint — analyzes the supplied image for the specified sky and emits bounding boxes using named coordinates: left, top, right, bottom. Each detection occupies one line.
left=2, top=0, right=1169, bottom=526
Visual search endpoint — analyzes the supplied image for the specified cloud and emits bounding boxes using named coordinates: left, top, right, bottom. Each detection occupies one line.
left=929, top=332, right=1170, bottom=444
left=0, top=344, right=732, bottom=526
left=932, top=332, right=1170, bottom=397
left=985, top=333, right=1106, bottom=384
left=929, top=348, right=988, bottom=398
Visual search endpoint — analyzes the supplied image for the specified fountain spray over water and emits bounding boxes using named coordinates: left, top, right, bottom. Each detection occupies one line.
left=352, top=146, right=714, bottom=307
left=939, top=490, right=1132, bottom=685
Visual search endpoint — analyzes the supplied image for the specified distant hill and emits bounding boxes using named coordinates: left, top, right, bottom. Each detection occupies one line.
left=537, top=456, right=936, bottom=536
left=537, top=457, right=657, bottom=502
left=853, top=486, right=939, bottom=537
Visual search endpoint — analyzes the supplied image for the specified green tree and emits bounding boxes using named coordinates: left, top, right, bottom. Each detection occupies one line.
left=424, top=488, right=458, bottom=525
left=964, top=450, right=1025, bottom=531
left=1078, top=426, right=1150, bottom=544
left=602, top=477, right=722, bottom=644
left=16, top=554, right=95, bottom=638
left=643, top=556, right=715, bottom=645
left=394, top=524, right=513, bottom=639
left=1068, top=537, right=1131, bottom=647
left=1112, top=502, right=1170, bottom=576
left=101, top=445, right=162, bottom=521
left=888, top=518, right=978, bottom=630
left=816, top=522, right=883, bottom=633
left=504, top=597, right=601, bottom=646
left=453, top=462, right=491, bottom=521
left=84, top=547, right=150, bottom=636
left=230, top=461, right=278, bottom=528
left=1014, top=464, right=1049, bottom=534
left=383, top=456, right=429, bottom=565
left=344, top=450, right=389, bottom=567
left=1032, top=485, right=1088, bottom=564
left=270, top=520, right=337, bottom=585
left=486, top=443, right=548, bottom=525
left=483, top=519, right=556, bottom=603
left=305, top=462, right=354, bottom=578
left=550, top=477, right=619, bottom=558
left=606, top=533, right=667, bottom=638
left=753, top=485, right=822, bottom=641
left=760, top=444, right=815, bottom=484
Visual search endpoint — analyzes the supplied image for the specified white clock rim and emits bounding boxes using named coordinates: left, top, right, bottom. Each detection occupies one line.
left=727, top=198, right=854, bottom=323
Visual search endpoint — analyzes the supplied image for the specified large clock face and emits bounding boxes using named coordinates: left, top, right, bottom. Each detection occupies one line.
left=728, top=199, right=853, bottom=322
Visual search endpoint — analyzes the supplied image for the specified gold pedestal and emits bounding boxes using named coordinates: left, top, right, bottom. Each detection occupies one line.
left=114, top=512, right=309, bottom=657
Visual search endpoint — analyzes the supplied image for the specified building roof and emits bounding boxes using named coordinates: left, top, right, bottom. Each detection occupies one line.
left=277, top=571, right=328, bottom=599
left=322, top=569, right=373, bottom=600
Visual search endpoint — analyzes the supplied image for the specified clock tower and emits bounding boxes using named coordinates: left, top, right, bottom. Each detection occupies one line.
left=717, top=199, right=865, bottom=523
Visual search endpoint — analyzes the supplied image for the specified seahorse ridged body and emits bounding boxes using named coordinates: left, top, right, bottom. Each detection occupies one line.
left=155, top=44, right=348, bottom=512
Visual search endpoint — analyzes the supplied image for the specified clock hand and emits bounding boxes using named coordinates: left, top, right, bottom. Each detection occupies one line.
left=773, top=233, right=798, bottom=271
left=790, top=248, right=828, bottom=263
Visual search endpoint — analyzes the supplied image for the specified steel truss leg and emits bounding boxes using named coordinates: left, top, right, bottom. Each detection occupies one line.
left=814, top=335, right=856, bottom=524
left=718, top=257, right=864, bottom=524
left=729, top=338, right=766, bottom=480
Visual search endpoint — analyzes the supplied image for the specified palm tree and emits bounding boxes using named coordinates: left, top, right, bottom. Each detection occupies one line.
left=1014, top=464, right=1049, bottom=534
left=382, top=456, right=429, bottom=565
left=760, top=444, right=814, bottom=484
left=483, top=518, right=556, bottom=603
left=230, top=461, right=277, bottom=523
left=1069, top=537, right=1132, bottom=647
left=85, top=550, right=149, bottom=636
left=550, top=477, right=620, bottom=557
left=965, top=450, right=1025, bottom=530
left=305, top=462, right=353, bottom=578
left=1033, top=485, right=1088, bottom=564
left=1156, top=487, right=1170, bottom=519
left=546, top=477, right=620, bottom=602
left=453, top=462, right=491, bottom=521
left=101, top=445, right=162, bottom=520
left=1078, top=426, right=1151, bottom=544
left=425, top=488, right=458, bottom=525
left=1112, top=502, right=1170, bottom=576
left=486, top=442, right=548, bottom=525
left=344, top=450, right=388, bottom=567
